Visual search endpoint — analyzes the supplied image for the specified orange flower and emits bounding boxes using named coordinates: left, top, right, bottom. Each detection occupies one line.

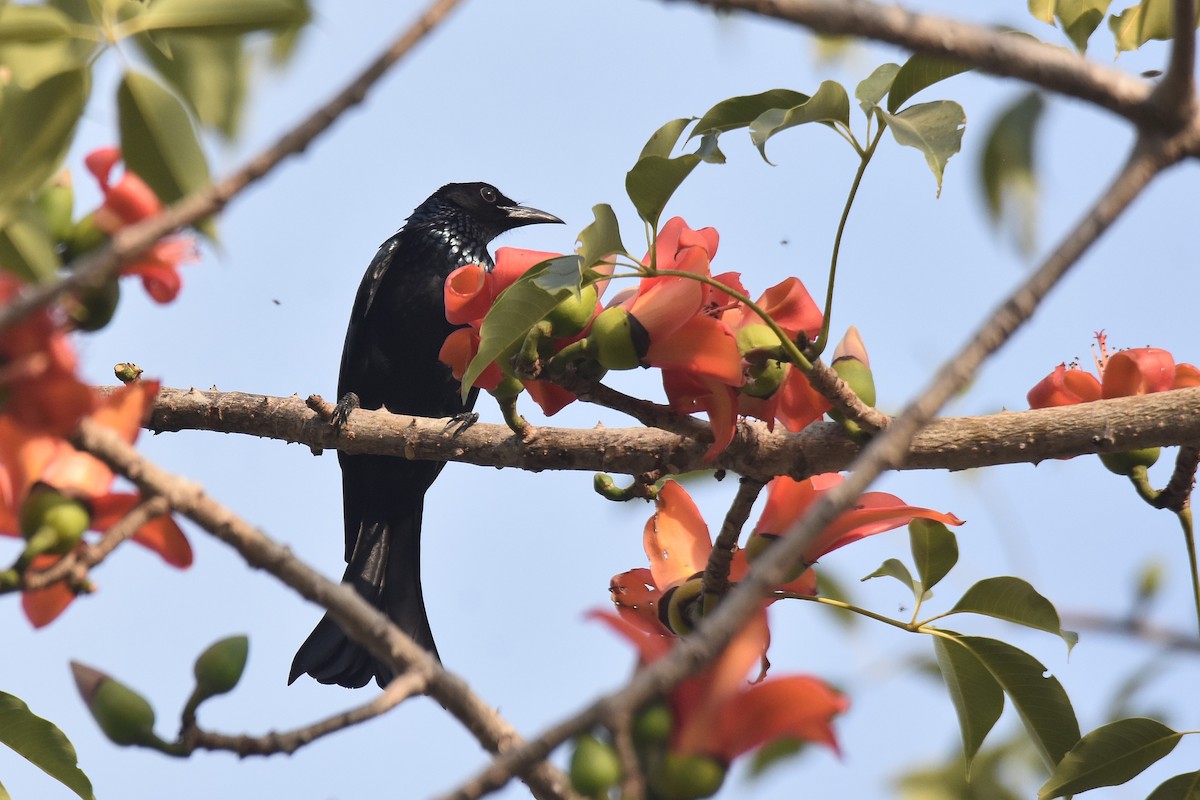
left=0, top=276, right=95, bottom=436
left=0, top=381, right=192, bottom=627
left=610, top=481, right=817, bottom=638
left=84, top=147, right=196, bottom=304
left=1028, top=331, right=1199, bottom=409
left=753, top=473, right=964, bottom=566
left=593, top=608, right=848, bottom=762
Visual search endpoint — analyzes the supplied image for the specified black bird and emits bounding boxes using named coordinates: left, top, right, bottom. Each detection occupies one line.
left=290, top=183, right=562, bottom=688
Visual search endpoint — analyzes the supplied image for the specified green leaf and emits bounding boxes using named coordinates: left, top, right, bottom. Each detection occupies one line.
left=0, top=691, right=95, bottom=800
left=118, top=69, right=215, bottom=236
left=1039, top=718, right=1183, bottom=799
left=932, top=635, right=1005, bottom=770
left=0, top=207, right=61, bottom=282
left=638, top=117, right=692, bottom=160
left=691, top=88, right=812, bottom=138
left=1029, top=0, right=1056, bottom=23
left=462, top=255, right=583, bottom=397
left=130, top=0, right=310, bottom=35
left=949, top=576, right=1077, bottom=650
left=880, top=100, right=965, bottom=197
left=749, top=80, right=851, bottom=163
left=747, top=737, right=809, bottom=778
left=135, top=32, right=247, bottom=138
left=1147, top=770, right=1200, bottom=800
left=979, top=91, right=1044, bottom=257
left=955, top=635, right=1081, bottom=771
left=861, top=558, right=918, bottom=599
left=0, top=778, right=10, bottom=800
left=576, top=204, right=626, bottom=269
left=626, top=152, right=702, bottom=231
left=855, top=62, right=900, bottom=117
left=909, top=518, right=958, bottom=594
left=887, top=53, right=973, bottom=114
left=0, top=4, right=75, bottom=41
left=1109, top=0, right=1200, bottom=53
left=1055, top=0, right=1113, bottom=51
left=0, top=67, right=88, bottom=225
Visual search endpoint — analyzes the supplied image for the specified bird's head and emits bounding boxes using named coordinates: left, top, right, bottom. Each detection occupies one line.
left=416, top=182, right=563, bottom=244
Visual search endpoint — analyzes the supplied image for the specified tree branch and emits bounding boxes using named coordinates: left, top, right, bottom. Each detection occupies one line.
left=686, top=0, right=1164, bottom=129
left=69, top=419, right=577, bottom=800
left=132, top=384, right=1200, bottom=480
left=0, top=0, right=467, bottom=333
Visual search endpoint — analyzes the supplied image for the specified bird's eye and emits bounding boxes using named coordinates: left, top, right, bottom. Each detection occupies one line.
left=479, top=186, right=498, bottom=204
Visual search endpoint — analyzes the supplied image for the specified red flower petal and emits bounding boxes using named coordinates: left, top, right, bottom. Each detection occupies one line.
left=1027, top=364, right=1102, bottom=408
left=710, top=675, right=848, bottom=759
left=132, top=514, right=193, bottom=568
left=643, top=481, right=712, bottom=590
left=1101, top=348, right=1176, bottom=399
left=22, top=555, right=75, bottom=628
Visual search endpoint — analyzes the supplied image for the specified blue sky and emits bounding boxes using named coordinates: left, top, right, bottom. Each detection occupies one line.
left=4, top=2, right=1199, bottom=798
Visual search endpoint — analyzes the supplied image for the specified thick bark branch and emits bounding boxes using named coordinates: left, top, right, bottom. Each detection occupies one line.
left=137, top=385, right=1200, bottom=480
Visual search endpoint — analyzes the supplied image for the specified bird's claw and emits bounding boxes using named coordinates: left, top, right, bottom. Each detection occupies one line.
left=331, top=392, right=361, bottom=433
left=444, top=412, right=479, bottom=436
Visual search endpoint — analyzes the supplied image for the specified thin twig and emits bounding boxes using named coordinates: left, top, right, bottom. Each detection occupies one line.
left=69, top=419, right=577, bottom=800
left=700, top=477, right=765, bottom=603
left=1060, top=611, right=1200, bottom=654
left=0, top=0, right=467, bottom=333
left=179, top=671, right=426, bottom=757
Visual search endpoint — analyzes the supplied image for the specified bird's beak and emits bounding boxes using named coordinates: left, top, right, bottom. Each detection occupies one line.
left=500, top=203, right=564, bottom=228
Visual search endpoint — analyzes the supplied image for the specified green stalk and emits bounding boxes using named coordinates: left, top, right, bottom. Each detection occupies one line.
left=1179, top=507, right=1200, bottom=637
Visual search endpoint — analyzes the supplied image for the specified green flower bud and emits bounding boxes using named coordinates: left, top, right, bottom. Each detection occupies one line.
left=569, top=733, right=622, bottom=797
left=114, top=362, right=144, bottom=383
left=735, top=323, right=784, bottom=359
left=661, top=577, right=705, bottom=635
left=587, top=307, right=645, bottom=371
left=71, top=662, right=157, bottom=747
left=64, top=212, right=107, bottom=260
left=66, top=276, right=121, bottom=332
left=742, top=358, right=786, bottom=398
left=744, top=533, right=808, bottom=583
left=652, top=752, right=727, bottom=800
left=192, top=635, right=249, bottom=701
left=1099, top=447, right=1160, bottom=476
left=20, top=487, right=89, bottom=552
left=35, top=172, right=74, bottom=243
left=831, top=355, right=876, bottom=408
left=543, top=284, right=599, bottom=338
left=488, top=374, right=525, bottom=401
left=633, top=701, right=673, bottom=750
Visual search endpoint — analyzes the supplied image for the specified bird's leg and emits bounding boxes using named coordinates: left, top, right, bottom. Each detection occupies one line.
left=331, top=392, right=361, bottom=432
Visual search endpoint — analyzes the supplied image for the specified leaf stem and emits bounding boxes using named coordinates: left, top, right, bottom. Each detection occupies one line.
left=1179, top=507, right=1200, bottom=638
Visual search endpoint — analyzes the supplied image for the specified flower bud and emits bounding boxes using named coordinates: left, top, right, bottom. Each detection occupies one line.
left=543, top=284, right=599, bottom=338
left=742, top=358, right=786, bottom=398
left=735, top=323, right=784, bottom=359
left=1099, top=447, right=1160, bottom=476
left=651, top=752, right=727, bottom=800
left=20, top=487, right=89, bottom=553
left=66, top=275, right=121, bottom=332
left=744, top=533, right=808, bottom=583
left=35, top=171, right=74, bottom=243
left=64, top=212, right=108, bottom=259
left=586, top=306, right=646, bottom=371
left=660, top=577, right=705, bottom=635
left=633, top=701, right=673, bottom=750
left=569, top=733, right=621, bottom=797
left=192, top=635, right=249, bottom=701
left=114, top=362, right=144, bottom=383
left=71, top=662, right=157, bottom=747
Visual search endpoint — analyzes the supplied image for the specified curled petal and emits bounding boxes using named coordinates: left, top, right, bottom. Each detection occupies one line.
left=588, top=608, right=672, bottom=664
left=1101, top=348, right=1176, bottom=399
left=84, top=147, right=122, bottom=189
left=662, top=371, right=739, bottom=461
left=776, top=367, right=832, bottom=432
left=754, top=474, right=841, bottom=537
left=522, top=380, right=576, bottom=416
left=444, top=264, right=492, bottom=325
left=710, top=675, right=848, bottom=759
left=492, top=247, right=562, bottom=295
left=132, top=514, right=193, bottom=568
left=123, top=239, right=194, bottom=303
left=756, top=278, right=823, bottom=340
left=643, top=481, right=711, bottom=590
left=1027, top=364, right=1101, bottom=408
left=92, top=380, right=159, bottom=445
left=22, top=555, right=75, bottom=628
left=652, top=217, right=719, bottom=269
left=1175, top=362, right=1200, bottom=389
left=609, top=568, right=672, bottom=637
left=806, top=493, right=964, bottom=563
left=646, top=314, right=743, bottom=386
